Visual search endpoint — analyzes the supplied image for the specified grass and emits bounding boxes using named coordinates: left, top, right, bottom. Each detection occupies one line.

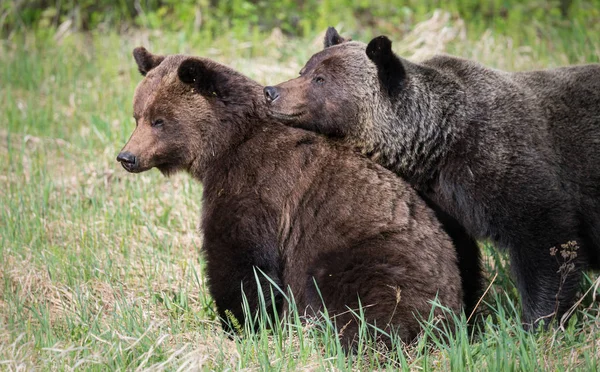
left=1, top=10, right=600, bottom=370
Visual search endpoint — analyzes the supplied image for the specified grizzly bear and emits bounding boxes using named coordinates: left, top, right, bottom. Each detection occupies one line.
left=117, top=47, right=463, bottom=346
left=264, top=27, right=600, bottom=327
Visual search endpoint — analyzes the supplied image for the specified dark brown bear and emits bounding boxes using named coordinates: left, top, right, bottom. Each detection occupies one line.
left=117, top=48, right=463, bottom=347
left=264, top=27, right=600, bottom=327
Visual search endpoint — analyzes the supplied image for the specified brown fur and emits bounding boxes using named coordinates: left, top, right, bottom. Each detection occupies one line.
left=117, top=48, right=463, bottom=346
left=266, top=30, right=483, bottom=315
left=265, top=28, right=600, bottom=326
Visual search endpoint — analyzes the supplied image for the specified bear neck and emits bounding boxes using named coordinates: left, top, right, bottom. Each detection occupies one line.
left=365, top=61, right=467, bottom=189
left=189, top=84, right=270, bottom=182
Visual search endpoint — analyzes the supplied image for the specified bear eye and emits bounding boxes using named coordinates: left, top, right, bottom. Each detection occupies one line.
left=151, top=119, right=164, bottom=128
left=314, top=76, right=325, bottom=85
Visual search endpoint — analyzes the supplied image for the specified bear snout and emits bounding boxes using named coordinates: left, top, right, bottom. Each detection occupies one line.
left=117, top=151, right=138, bottom=172
left=263, top=86, right=280, bottom=103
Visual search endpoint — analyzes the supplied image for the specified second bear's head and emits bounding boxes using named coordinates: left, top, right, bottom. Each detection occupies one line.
left=264, top=28, right=408, bottom=148
left=117, top=48, right=264, bottom=180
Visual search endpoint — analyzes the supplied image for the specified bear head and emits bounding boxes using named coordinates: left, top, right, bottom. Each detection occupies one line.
left=117, top=48, right=262, bottom=180
left=264, top=28, right=406, bottom=145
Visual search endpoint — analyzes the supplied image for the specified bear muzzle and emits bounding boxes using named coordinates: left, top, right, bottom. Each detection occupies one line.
left=117, top=151, right=140, bottom=173
left=263, top=86, right=280, bottom=103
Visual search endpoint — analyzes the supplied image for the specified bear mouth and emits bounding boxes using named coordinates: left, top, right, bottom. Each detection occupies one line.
left=121, top=161, right=143, bottom=173
left=120, top=160, right=154, bottom=174
left=268, top=110, right=305, bottom=122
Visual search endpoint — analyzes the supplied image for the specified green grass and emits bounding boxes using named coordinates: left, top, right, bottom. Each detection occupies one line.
left=1, top=10, right=600, bottom=370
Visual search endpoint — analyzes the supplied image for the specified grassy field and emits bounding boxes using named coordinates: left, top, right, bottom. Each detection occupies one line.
left=1, top=10, right=600, bottom=370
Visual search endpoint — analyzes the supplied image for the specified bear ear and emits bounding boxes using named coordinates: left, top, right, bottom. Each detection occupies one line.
left=366, top=35, right=406, bottom=96
left=177, top=58, right=228, bottom=98
left=133, top=47, right=165, bottom=76
left=323, top=27, right=349, bottom=49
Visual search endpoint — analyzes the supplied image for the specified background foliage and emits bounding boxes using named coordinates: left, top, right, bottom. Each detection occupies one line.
left=4, top=1, right=600, bottom=39
left=1, top=0, right=600, bottom=370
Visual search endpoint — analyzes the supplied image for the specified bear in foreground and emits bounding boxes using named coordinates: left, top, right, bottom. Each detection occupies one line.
left=264, top=27, right=600, bottom=326
left=117, top=48, right=463, bottom=347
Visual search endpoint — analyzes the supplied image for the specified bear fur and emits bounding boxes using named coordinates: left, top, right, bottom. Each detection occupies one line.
left=265, top=27, right=600, bottom=326
left=117, top=48, right=463, bottom=346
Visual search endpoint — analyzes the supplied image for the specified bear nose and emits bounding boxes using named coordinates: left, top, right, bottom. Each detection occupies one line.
left=117, top=151, right=136, bottom=165
left=264, top=86, right=280, bottom=103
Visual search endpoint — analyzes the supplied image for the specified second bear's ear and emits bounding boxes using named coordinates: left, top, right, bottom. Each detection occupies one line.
left=133, top=47, right=165, bottom=76
left=323, top=27, right=349, bottom=48
left=177, top=58, right=228, bottom=98
left=366, top=36, right=406, bottom=96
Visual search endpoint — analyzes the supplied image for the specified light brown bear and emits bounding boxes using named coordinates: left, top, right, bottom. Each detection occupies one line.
left=117, top=48, right=463, bottom=347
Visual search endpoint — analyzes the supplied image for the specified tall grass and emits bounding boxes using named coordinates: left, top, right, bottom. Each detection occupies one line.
left=1, top=9, right=599, bottom=370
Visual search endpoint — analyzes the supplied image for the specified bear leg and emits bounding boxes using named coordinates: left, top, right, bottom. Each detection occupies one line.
left=417, top=193, right=483, bottom=317
left=510, top=238, right=586, bottom=328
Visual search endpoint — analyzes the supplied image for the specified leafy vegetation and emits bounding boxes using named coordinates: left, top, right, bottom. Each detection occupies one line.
left=4, top=1, right=600, bottom=43
left=1, top=2, right=599, bottom=370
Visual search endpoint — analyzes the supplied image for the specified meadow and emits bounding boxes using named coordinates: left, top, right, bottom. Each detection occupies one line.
left=1, top=3, right=600, bottom=370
